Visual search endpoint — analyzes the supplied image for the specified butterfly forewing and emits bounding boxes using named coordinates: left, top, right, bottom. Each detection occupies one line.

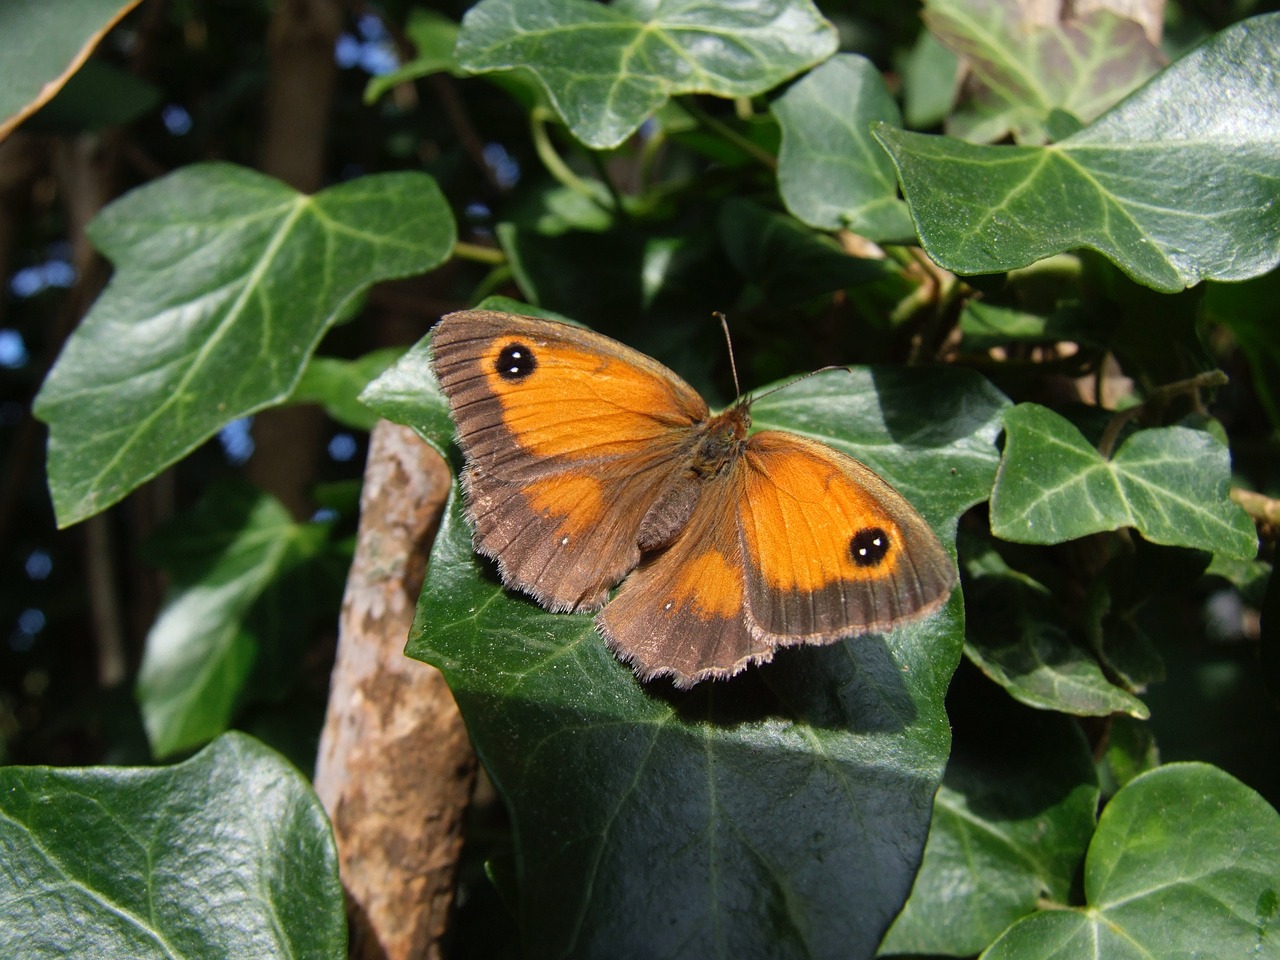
left=431, top=311, right=708, bottom=612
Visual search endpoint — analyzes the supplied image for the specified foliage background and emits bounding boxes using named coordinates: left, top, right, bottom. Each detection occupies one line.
left=1, top=0, right=1278, bottom=958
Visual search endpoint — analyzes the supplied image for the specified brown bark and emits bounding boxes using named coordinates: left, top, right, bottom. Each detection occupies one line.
left=314, top=421, right=475, bottom=960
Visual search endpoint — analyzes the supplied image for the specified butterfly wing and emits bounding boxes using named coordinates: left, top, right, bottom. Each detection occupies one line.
left=738, top=431, right=955, bottom=644
left=597, top=430, right=955, bottom=687
left=597, top=466, right=769, bottom=686
left=430, top=310, right=709, bottom=612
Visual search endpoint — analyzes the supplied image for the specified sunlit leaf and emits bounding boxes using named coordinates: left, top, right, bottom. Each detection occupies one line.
left=924, top=0, right=1164, bottom=143
left=990, top=404, right=1257, bottom=559
left=875, top=14, right=1280, bottom=292
left=983, top=763, right=1280, bottom=960
left=0, top=733, right=345, bottom=959
left=456, top=0, right=837, bottom=148
left=772, top=54, right=914, bottom=240
left=33, top=163, right=454, bottom=527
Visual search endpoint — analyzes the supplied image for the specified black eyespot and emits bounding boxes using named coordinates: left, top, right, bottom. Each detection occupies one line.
left=850, top=528, right=890, bottom=567
left=495, top=341, right=536, bottom=381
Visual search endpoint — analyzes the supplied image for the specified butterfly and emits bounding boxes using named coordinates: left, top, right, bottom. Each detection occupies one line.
left=429, top=310, right=956, bottom=688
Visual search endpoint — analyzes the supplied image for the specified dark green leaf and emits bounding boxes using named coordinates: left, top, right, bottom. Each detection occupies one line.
left=772, top=54, right=914, bottom=239
left=875, top=14, right=1280, bottom=292
left=718, top=198, right=889, bottom=306
left=0, top=0, right=143, bottom=139
left=1097, top=715, right=1159, bottom=794
left=1203, top=272, right=1280, bottom=431
left=983, top=763, right=1280, bottom=960
left=990, top=404, right=1257, bottom=559
left=900, top=29, right=960, bottom=130
left=455, top=0, right=837, bottom=148
left=882, top=699, right=1098, bottom=956
left=291, top=348, right=405, bottom=431
left=963, top=541, right=1149, bottom=718
left=959, top=299, right=1107, bottom=351
left=136, top=482, right=330, bottom=758
left=409, top=361, right=1009, bottom=959
left=0, top=733, right=345, bottom=959
left=25, top=58, right=160, bottom=134
left=924, top=0, right=1164, bottom=144
left=33, top=163, right=454, bottom=527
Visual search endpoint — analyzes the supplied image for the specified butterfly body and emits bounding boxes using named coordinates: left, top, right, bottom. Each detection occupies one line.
left=430, top=310, right=955, bottom=688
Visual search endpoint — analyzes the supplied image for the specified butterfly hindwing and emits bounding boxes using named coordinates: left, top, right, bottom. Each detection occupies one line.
left=738, top=432, right=955, bottom=643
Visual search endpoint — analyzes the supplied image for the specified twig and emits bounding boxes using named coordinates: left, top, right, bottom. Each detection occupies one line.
left=1097, top=370, right=1228, bottom=459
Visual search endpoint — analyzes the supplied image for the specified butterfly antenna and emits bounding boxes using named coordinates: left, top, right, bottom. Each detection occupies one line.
left=752, top=365, right=852, bottom=403
left=714, top=312, right=743, bottom=399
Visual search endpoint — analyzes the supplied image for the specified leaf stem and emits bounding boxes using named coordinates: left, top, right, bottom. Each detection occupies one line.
left=678, top=96, right=777, bottom=171
left=1097, top=370, right=1228, bottom=459
left=452, top=241, right=506, bottom=265
left=530, top=107, right=608, bottom=206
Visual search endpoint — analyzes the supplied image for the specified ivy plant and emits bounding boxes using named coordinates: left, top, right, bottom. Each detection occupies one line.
left=5, top=1, right=1278, bottom=958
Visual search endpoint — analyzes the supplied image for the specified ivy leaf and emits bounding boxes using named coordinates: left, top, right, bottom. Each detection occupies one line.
left=0, top=0, right=143, bottom=139
left=874, top=13, right=1280, bottom=292
left=990, top=404, right=1257, bottom=560
left=290, top=348, right=405, bottom=431
left=924, top=0, right=1164, bottom=144
left=33, top=163, right=455, bottom=527
left=771, top=54, right=914, bottom=240
left=962, top=541, right=1150, bottom=718
left=900, top=29, right=960, bottom=130
left=718, top=198, right=889, bottom=306
left=1203, top=273, right=1280, bottom=431
left=881, top=698, right=1099, bottom=957
left=982, top=762, right=1280, bottom=960
left=455, top=0, right=837, bottom=149
left=0, top=733, right=345, bottom=959
left=364, top=7, right=462, bottom=103
left=408, top=357, right=1009, bottom=958
left=136, top=482, right=331, bottom=758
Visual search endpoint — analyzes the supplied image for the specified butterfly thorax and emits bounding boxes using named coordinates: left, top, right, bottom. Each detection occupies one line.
left=635, top=402, right=750, bottom=554
left=690, top=402, right=751, bottom=479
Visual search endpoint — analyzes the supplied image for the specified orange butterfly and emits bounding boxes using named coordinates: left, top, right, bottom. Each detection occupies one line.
left=430, top=310, right=955, bottom=688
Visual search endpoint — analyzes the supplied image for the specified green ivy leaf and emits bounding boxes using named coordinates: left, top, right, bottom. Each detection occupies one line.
left=136, top=482, right=330, bottom=758
left=0, top=0, right=143, bottom=139
left=408, top=359, right=1010, bottom=958
left=0, top=732, right=345, bottom=959
left=1204, top=272, right=1280, bottom=431
left=718, top=198, right=889, bottom=306
left=1097, top=715, right=1160, bottom=793
left=924, top=0, right=1164, bottom=144
left=882, top=700, right=1099, bottom=956
left=455, top=0, right=837, bottom=149
left=25, top=58, right=160, bottom=134
left=962, top=542, right=1150, bottom=718
left=33, top=163, right=455, bottom=527
left=874, top=13, right=1280, bottom=292
left=771, top=53, right=914, bottom=240
left=982, top=762, right=1280, bottom=960
left=990, top=404, right=1257, bottom=560
left=364, top=7, right=461, bottom=103
left=900, top=29, right=960, bottom=130
left=290, top=348, right=405, bottom=431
